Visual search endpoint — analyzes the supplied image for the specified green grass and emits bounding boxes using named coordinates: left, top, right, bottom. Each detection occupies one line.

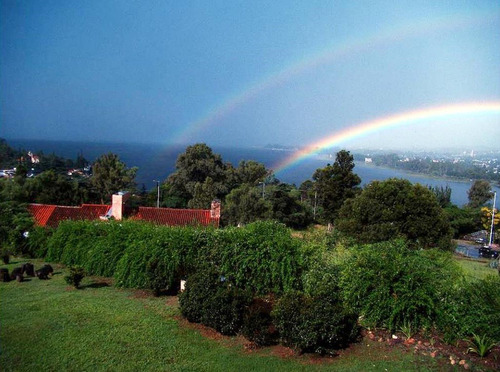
left=0, top=259, right=439, bottom=371
left=454, top=256, right=498, bottom=281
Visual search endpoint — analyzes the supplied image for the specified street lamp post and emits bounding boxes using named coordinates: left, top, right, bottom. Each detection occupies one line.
left=488, top=191, right=497, bottom=247
left=259, top=182, right=265, bottom=199
left=153, top=180, right=160, bottom=208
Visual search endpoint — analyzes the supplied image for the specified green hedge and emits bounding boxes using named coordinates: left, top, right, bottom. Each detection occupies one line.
left=339, top=239, right=460, bottom=332
left=41, top=220, right=302, bottom=295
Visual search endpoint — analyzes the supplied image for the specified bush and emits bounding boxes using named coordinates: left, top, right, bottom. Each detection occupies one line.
left=339, top=240, right=460, bottom=332
left=25, top=226, right=53, bottom=258
left=436, top=275, right=500, bottom=342
left=273, top=290, right=359, bottom=354
left=179, top=266, right=221, bottom=323
left=202, top=285, right=252, bottom=335
left=64, top=265, right=86, bottom=288
left=42, top=220, right=303, bottom=296
left=241, top=297, right=277, bottom=346
left=212, top=221, right=303, bottom=295
left=179, top=266, right=251, bottom=335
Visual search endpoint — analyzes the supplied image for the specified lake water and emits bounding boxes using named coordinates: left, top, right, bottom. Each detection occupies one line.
left=8, top=139, right=500, bottom=207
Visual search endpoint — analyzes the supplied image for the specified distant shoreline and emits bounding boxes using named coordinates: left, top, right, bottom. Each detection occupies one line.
left=357, top=162, right=476, bottom=185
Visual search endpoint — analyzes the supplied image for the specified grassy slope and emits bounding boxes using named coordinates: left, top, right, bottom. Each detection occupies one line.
left=455, top=256, right=498, bottom=281
left=0, top=259, right=438, bottom=372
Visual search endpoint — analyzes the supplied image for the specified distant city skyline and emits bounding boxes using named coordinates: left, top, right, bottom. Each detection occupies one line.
left=1, top=1, right=499, bottom=152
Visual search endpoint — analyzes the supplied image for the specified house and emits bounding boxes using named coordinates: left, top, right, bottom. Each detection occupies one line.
left=28, top=192, right=221, bottom=228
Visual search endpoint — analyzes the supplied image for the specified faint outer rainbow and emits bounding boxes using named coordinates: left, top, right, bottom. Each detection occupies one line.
left=171, top=12, right=496, bottom=144
left=272, top=101, right=500, bottom=173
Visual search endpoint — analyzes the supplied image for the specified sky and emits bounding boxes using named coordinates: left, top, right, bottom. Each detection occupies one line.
left=1, top=0, right=499, bottom=151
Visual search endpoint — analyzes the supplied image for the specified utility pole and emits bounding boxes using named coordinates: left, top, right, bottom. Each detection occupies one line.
left=489, top=191, right=497, bottom=247
left=153, top=180, right=160, bottom=208
left=259, top=182, right=265, bottom=199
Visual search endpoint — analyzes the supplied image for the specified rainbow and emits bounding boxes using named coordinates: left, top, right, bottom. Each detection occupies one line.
left=272, top=101, right=500, bottom=173
left=170, top=12, right=496, bottom=144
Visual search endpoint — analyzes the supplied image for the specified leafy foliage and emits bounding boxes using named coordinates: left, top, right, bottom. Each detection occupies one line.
left=336, top=178, right=452, bottom=250
left=90, top=153, right=137, bottom=203
left=25, top=226, right=53, bottom=258
left=312, top=150, right=361, bottom=224
left=179, top=266, right=251, bottom=335
left=43, top=220, right=301, bottom=296
left=272, top=290, right=359, bottom=353
left=241, top=297, right=277, bottom=346
left=436, top=275, right=500, bottom=342
left=223, top=184, right=272, bottom=225
left=339, top=240, right=460, bottom=332
left=167, top=144, right=230, bottom=205
left=467, top=334, right=498, bottom=357
left=467, top=180, right=493, bottom=208
left=64, top=265, right=86, bottom=288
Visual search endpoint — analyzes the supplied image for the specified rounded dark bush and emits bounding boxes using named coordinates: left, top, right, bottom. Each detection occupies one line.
left=273, top=291, right=359, bottom=354
left=241, top=297, right=277, bottom=346
left=64, top=265, right=86, bottom=288
left=179, top=266, right=251, bottom=335
left=179, top=266, right=221, bottom=323
left=201, top=286, right=252, bottom=335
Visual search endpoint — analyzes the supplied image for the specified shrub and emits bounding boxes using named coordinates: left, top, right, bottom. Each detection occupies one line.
left=241, top=297, right=277, bottom=346
left=212, top=221, right=303, bottom=295
left=64, top=265, right=85, bottom=288
left=273, top=290, right=359, bottom=354
left=201, top=285, right=252, bottom=335
left=179, top=266, right=221, bottom=323
left=25, top=226, right=53, bottom=258
left=339, top=240, right=460, bottom=332
left=179, top=266, right=251, bottom=335
left=41, top=220, right=303, bottom=297
left=436, top=275, right=500, bottom=342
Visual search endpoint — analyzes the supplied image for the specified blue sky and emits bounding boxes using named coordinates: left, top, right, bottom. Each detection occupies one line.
left=1, top=1, right=499, bottom=150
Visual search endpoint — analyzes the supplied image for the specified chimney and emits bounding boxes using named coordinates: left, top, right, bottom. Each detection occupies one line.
left=111, top=191, right=130, bottom=220
left=210, top=199, right=221, bottom=222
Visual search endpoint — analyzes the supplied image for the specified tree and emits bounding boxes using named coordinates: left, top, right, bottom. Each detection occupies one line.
left=267, top=184, right=313, bottom=229
left=234, top=160, right=268, bottom=185
left=223, top=184, right=271, bottom=226
left=0, top=187, right=33, bottom=257
left=428, top=185, right=452, bottom=208
left=467, top=180, right=493, bottom=208
left=90, top=153, right=137, bottom=203
left=166, top=144, right=230, bottom=205
left=312, top=150, right=361, bottom=224
left=25, top=170, right=80, bottom=205
left=188, top=177, right=217, bottom=209
left=336, top=178, right=452, bottom=250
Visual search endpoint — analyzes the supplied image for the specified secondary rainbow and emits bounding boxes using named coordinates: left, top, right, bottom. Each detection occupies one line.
left=170, top=12, right=495, bottom=145
left=273, top=101, right=500, bottom=173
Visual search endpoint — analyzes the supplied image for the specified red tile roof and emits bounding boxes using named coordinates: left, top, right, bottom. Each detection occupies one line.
left=29, top=203, right=111, bottom=228
left=28, top=204, right=57, bottom=227
left=136, top=207, right=219, bottom=227
left=29, top=203, right=219, bottom=228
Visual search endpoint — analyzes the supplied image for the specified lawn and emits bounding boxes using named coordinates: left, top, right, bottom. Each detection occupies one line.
left=454, top=255, right=498, bottom=281
left=0, top=259, right=440, bottom=372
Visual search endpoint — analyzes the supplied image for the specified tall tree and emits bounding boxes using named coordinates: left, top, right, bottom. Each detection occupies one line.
left=467, top=180, right=493, bottom=208
left=312, top=150, right=361, bottom=224
left=223, top=184, right=271, bottom=226
left=235, top=160, right=268, bottom=185
left=336, top=178, right=452, bottom=250
left=166, top=144, right=230, bottom=204
left=428, top=185, right=452, bottom=208
left=90, top=153, right=137, bottom=204
left=188, top=177, right=217, bottom=209
left=267, top=184, right=313, bottom=229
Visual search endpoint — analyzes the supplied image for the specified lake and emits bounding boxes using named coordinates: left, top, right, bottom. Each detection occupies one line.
left=8, top=139, right=500, bottom=207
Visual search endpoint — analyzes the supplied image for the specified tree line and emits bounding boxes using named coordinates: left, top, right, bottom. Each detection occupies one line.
left=369, top=153, right=500, bottom=184
left=1, top=139, right=498, bottom=252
